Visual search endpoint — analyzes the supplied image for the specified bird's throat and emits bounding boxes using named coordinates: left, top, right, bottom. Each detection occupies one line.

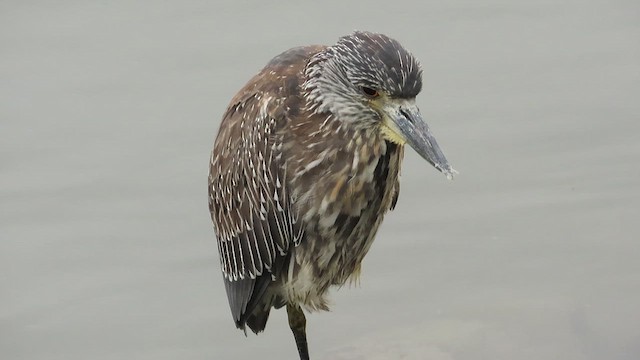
left=380, top=123, right=407, bottom=145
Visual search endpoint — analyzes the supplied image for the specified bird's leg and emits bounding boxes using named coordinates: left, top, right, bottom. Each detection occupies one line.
left=286, top=304, right=310, bottom=360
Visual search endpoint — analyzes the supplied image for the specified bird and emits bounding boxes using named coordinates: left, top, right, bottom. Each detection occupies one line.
left=208, top=31, right=454, bottom=360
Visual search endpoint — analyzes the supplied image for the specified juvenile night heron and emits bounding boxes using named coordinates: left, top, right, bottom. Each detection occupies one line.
left=208, top=31, right=454, bottom=359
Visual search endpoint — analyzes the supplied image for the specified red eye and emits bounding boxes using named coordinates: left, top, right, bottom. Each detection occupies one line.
left=361, top=87, right=379, bottom=98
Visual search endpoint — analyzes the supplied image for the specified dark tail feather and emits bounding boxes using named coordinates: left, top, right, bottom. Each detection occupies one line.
left=225, top=257, right=289, bottom=334
left=245, top=306, right=272, bottom=333
left=230, top=272, right=274, bottom=333
left=224, top=277, right=254, bottom=327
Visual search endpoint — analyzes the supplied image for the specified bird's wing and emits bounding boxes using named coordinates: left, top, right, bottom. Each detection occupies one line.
left=208, top=91, right=303, bottom=326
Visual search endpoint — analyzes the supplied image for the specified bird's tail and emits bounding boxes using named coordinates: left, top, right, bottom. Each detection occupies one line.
left=245, top=304, right=272, bottom=333
left=233, top=274, right=282, bottom=334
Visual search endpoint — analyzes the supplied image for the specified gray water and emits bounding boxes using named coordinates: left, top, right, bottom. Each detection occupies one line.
left=2, top=1, right=639, bottom=359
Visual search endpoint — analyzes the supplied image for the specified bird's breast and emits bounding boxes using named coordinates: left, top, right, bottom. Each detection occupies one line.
left=286, top=133, right=403, bottom=296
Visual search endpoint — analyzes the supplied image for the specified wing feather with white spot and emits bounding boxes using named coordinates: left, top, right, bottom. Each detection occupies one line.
left=208, top=92, right=303, bottom=320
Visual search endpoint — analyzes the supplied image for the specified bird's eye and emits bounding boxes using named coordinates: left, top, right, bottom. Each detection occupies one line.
left=361, top=87, right=379, bottom=98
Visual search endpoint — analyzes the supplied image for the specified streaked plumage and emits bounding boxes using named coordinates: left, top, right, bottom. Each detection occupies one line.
left=208, top=31, right=454, bottom=360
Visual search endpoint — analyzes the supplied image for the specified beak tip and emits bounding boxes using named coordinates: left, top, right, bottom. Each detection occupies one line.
left=437, top=164, right=457, bottom=180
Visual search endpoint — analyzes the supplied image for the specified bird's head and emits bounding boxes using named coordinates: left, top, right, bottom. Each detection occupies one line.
left=304, top=31, right=455, bottom=179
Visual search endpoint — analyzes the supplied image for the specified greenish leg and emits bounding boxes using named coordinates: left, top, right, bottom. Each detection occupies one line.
left=287, top=304, right=310, bottom=360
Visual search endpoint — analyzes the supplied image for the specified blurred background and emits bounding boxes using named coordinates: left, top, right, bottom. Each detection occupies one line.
left=1, top=1, right=639, bottom=359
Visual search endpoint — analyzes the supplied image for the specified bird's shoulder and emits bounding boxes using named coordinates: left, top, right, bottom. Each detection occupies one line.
left=212, top=45, right=328, bottom=171
left=227, top=45, right=327, bottom=109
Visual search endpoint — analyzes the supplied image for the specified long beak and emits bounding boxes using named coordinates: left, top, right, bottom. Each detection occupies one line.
left=382, top=103, right=456, bottom=179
